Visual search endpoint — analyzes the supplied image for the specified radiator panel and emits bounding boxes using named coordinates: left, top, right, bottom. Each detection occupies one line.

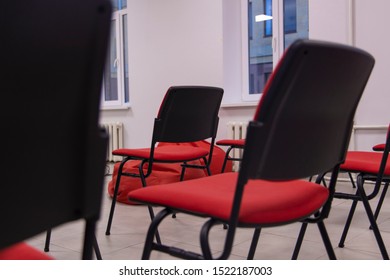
left=226, top=121, right=248, bottom=171
left=101, top=122, right=124, bottom=162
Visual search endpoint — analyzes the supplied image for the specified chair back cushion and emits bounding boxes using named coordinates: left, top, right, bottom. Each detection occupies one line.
left=243, top=39, right=375, bottom=180
left=154, top=86, right=223, bottom=143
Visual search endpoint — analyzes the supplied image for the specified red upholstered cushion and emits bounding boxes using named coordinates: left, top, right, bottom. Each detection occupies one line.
left=113, top=145, right=209, bottom=162
left=128, top=172, right=329, bottom=225
left=0, top=243, right=53, bottom=260
left=216, top=139, right=245, bottom=147
left=108, top=141, right=232, bottom=205
left=341, top=151, right=390, bottom=175
left=371, top=124, right=389, bottom=151
left=108, top=160, right=207, bottom=205
left=372, top=143, right=385, bottom=151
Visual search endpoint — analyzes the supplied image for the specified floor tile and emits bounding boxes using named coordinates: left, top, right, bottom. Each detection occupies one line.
left=24, top=176, right=390, bottom=260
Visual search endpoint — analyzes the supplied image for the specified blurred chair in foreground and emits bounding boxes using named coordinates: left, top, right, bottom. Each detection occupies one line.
left=0, top=0, right=111, bottom=259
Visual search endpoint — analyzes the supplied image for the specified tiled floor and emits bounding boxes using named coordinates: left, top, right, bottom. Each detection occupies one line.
left=26, top=174, right=390, bottom=260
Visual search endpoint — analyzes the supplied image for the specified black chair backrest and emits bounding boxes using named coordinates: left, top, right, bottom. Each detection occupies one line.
left=154, top=86, right=224, bottom=143
left=241, top=39, right=375, bottom=181
left=0, top=0, right=111, bottom=251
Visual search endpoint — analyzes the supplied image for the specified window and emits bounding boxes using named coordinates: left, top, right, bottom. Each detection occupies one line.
left=264, top=0, right=272, bottom=37
left=284, top=0, right=297, bottom=34
left=242, top=0, right=308, bottom=101
left=101, top=0, right=129, bottom=109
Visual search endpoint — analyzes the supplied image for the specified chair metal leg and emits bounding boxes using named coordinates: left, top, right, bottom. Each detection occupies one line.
left=368, top=181, right=388, bottom=230
left=44, top=229, right=51, bottom=252
left=93, top=233, right=103, bottom=260
left=179, top=165, right=187, bottom=181
left=348, top=172, right=357, bottom=188
left=220, top=147, right=233, bottom=173
left=220, top=147, right=243, bottom=173
left=373, top=182, right=389, bottom=222
left=147, top=205, right=161, bottom=244
left=44, top=228, right=102, bottom=259
left=292, top=223, right=308, bottom=260
left=338, top=200, right=358, bottom=248
left=105, top=160, right=127, bottom=235
left=175, top=164, right=186, bottom=219
left=357, top=178, right=389, bottom=259
left=247, top=228, right=261, bottom=260
left=82, top=221, right=96, bottom=260
left=142, top=208, right=172, bottom=260
left=317, top=221, right=336, bottom=260
left=203, top=157, right=212, bottom=176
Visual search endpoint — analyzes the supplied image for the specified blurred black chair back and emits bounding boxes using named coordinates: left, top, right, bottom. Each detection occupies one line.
left=0, top=0, right=111, bottom=259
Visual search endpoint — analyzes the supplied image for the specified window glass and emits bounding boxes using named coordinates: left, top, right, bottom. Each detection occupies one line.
left=248, top=0, right=273, bottom=95
left=284, top=0, right=297, bottom=34
left=246, top=0, right=308, bottom=96
left=111, top=0, right=127, bottom=11
left=283, top=0, right=308, bottom=50
left=104, top=20, right=118, bottom=102
left=102, top=3, right=129, bottom=109
left=122, top=14, right=129, bottom=103
left=264, top=0, right=272, bottom=37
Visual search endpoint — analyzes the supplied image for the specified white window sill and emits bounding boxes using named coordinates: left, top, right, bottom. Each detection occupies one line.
left=100, top=104, right=131, bottom=111
left=221, top=102, right=258, bottom=108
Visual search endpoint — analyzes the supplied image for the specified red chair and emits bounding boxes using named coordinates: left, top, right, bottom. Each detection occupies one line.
left=105, top=86, right=224, bottom=240
left=370, top=139, right=389, bottom=220
left=128, top=39, right=375, bottom=260
left=0, top=244, right=54, bottom=260
left=332, top=124, right=390, bottom=259
left=216, top=139, right=245, bottom=172
left=0, top=0, right=111, bottom=259
left=373, top=143, right=386, bottom=151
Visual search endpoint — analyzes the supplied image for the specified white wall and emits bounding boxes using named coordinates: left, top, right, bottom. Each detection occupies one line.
left=101, top=0, right=389, bottom=150
left=101, top=0, right=223, bottom=148
left=309, top=0, right=390, bottom=150
left=352, top=0, right=390, bottom=149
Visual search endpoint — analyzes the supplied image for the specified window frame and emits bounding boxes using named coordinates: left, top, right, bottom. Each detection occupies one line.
left=101, top=7, right=130, bottom=110
left=241, top=0, right=306, bottom=102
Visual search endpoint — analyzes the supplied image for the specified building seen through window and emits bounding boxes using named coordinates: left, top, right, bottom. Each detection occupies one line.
left=102, top=0, right=129, bottom=108
left=248, top=0, right=308, bottom=95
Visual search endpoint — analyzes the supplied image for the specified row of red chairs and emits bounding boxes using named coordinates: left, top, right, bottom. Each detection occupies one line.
left=105, top=39, right=382, bottom=260
left=1, top=1, right=387, bottom=260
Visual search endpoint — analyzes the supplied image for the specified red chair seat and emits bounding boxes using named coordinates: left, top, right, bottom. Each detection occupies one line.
left=373, top=143, right=386, bottom=151
left=0, top=243, right=53, bottom=260
left=128, top=172, right=329, bottom=225
left=113, top=145, right=209, bottom=162
left=341, top=151, right=390, bottom=175
left=216, top=139, right=245, bottom=147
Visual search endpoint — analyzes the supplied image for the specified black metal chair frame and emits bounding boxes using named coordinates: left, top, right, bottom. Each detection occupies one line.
left=217, top=140, right=245, bottom=173
left=129, top=39, right=375, bottom=260
left=105, top=86, right=224, bottom=241
left=332, top=129, right=390, bottom=259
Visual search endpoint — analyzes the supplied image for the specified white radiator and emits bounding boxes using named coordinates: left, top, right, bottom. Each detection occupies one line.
left=226, top=121, right=248, bottom=171
left=349, top=124, right=388, bottom=151
left=101, top=122, right=124, bottom=162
